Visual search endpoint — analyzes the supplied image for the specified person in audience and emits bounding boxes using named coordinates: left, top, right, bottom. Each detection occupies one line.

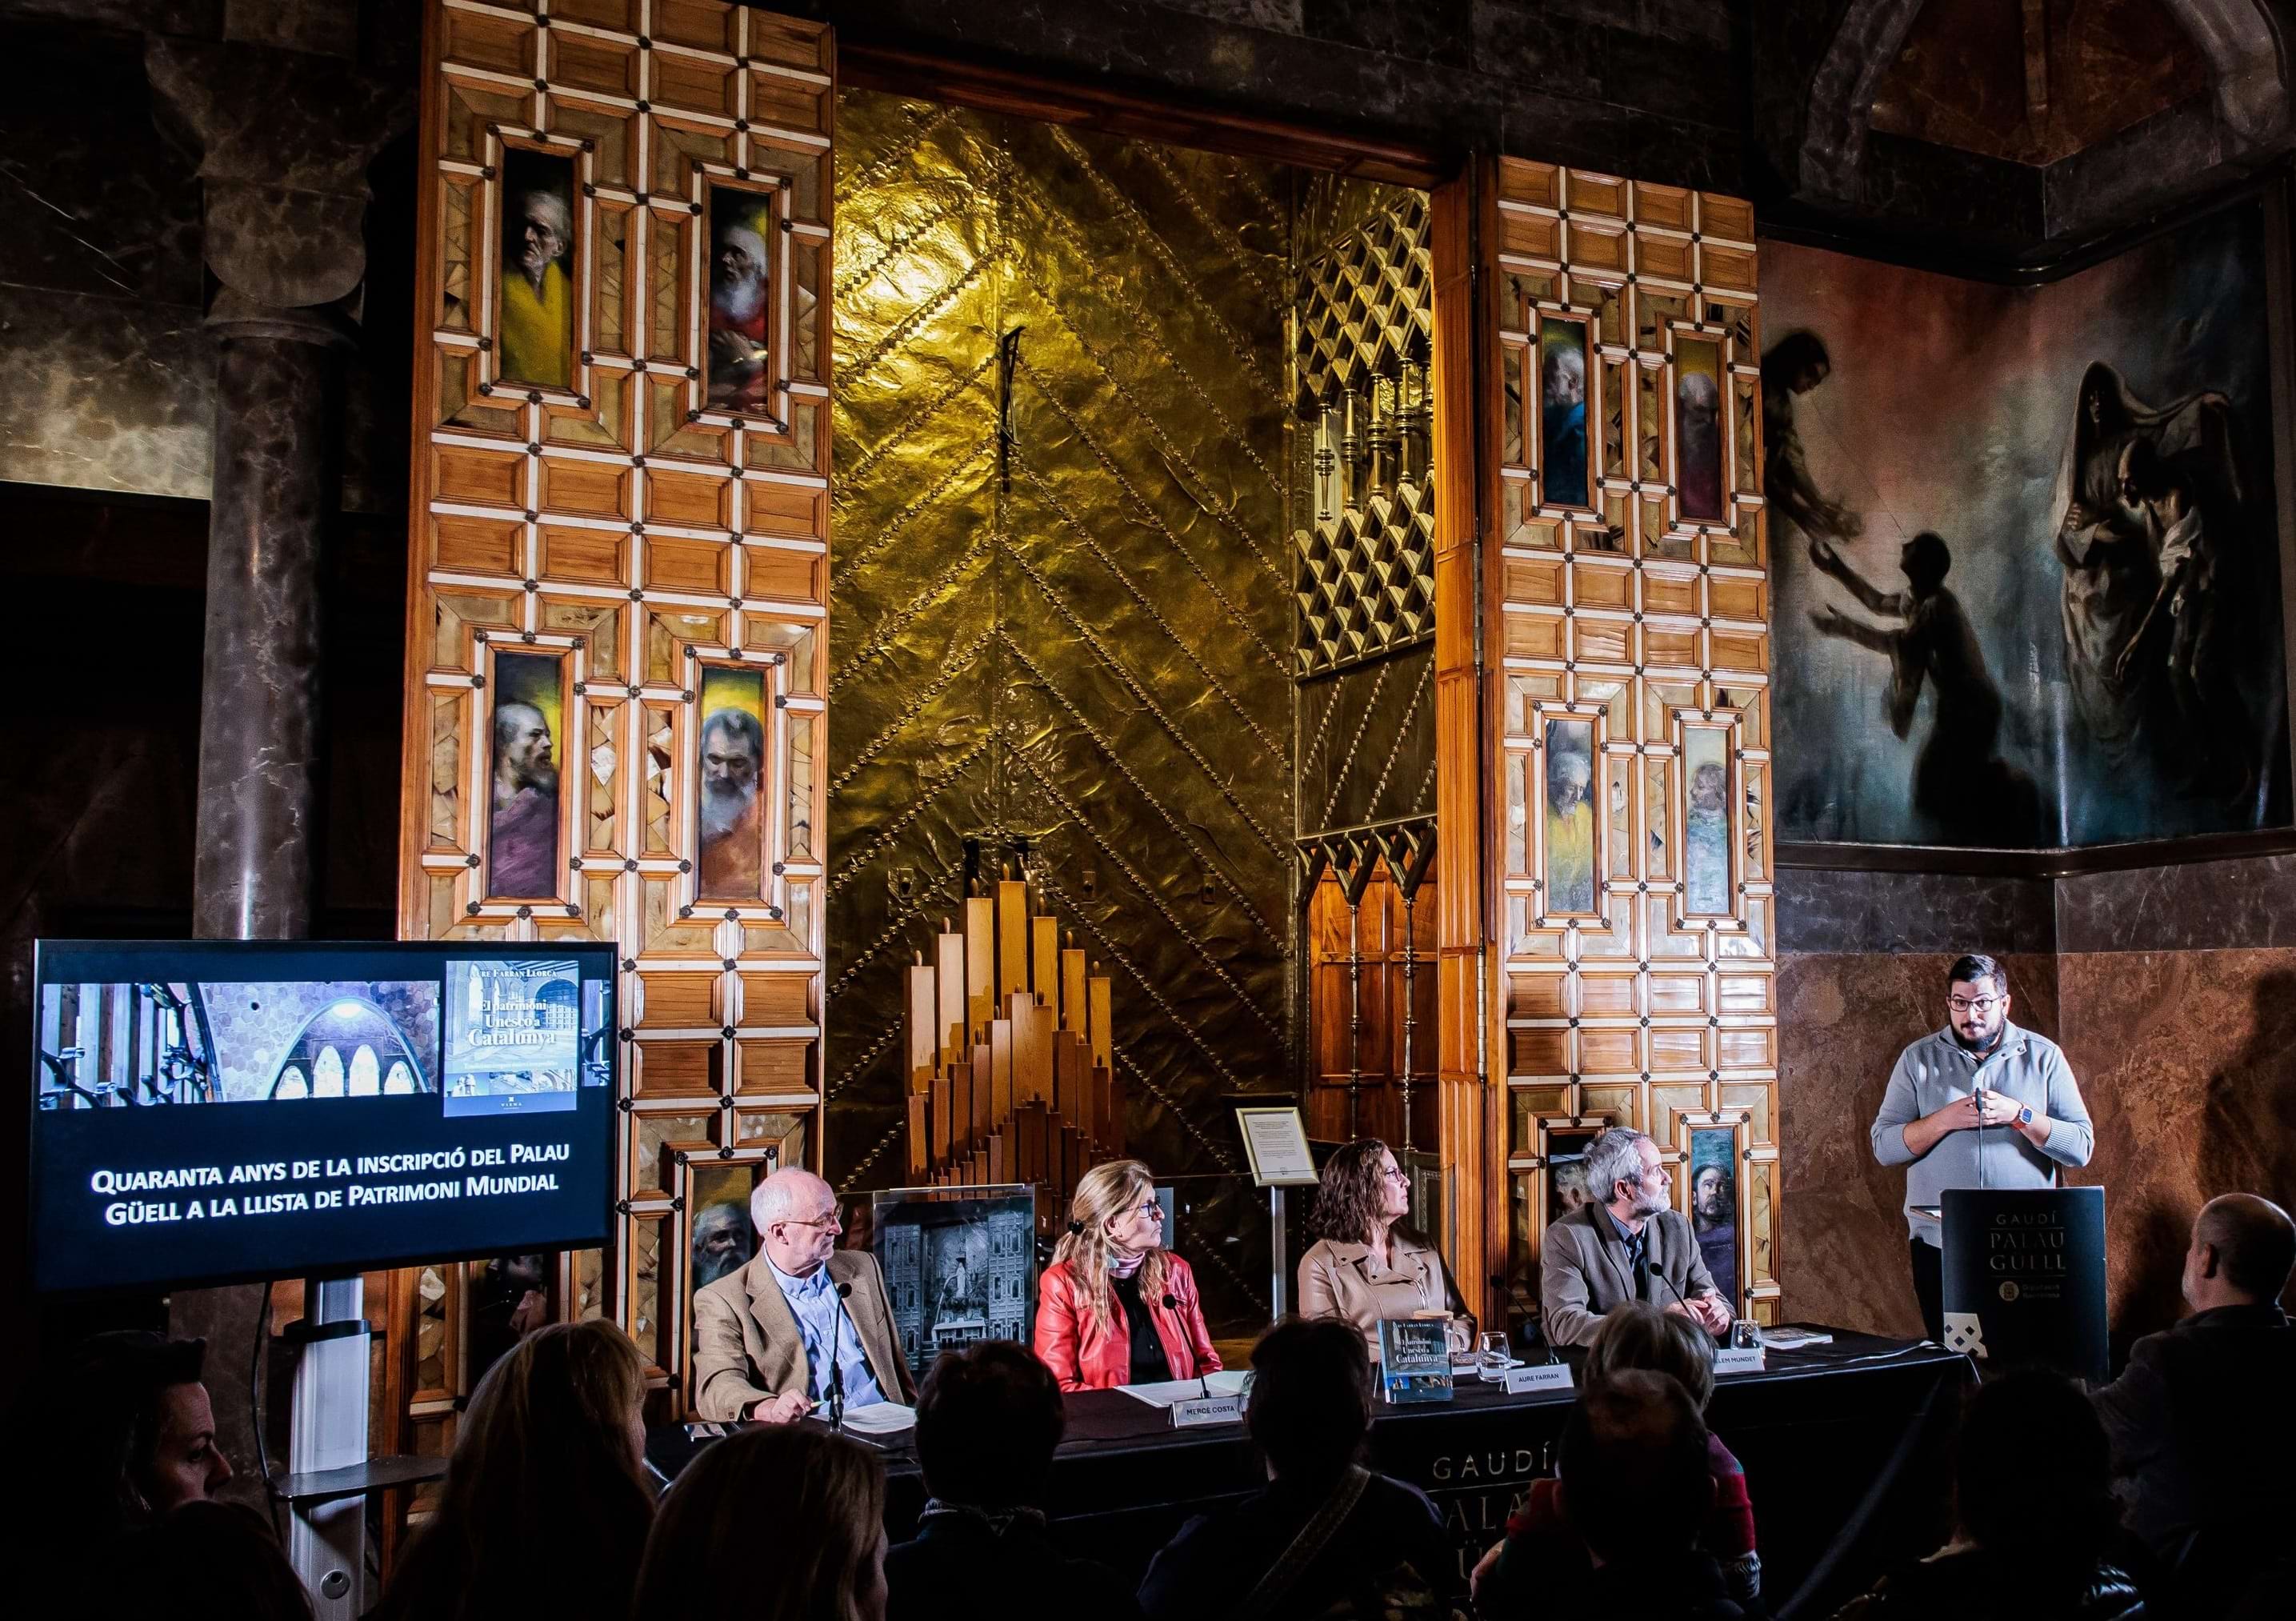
left=885, top=1342, right=1142, bottom=1621
left=1830, top=1368, right=2142, bottom=1620
left=370, top=1319, right=654, bottom=1621
left=691, top=1166, right=914, bottom=1422
left=18, top=1330, right=234, bottom=1562
left=1553, top=1371, right=1749, bottom=1617
left=1034, top=1159, right=1220, bottom=1391
left=1138, top=1317, right=1458, bottom=1620
left=632, top=1424, right=887, bottom=1621
left=108, top=1500, right=314, bottom=1620
left=2092, top=1191, right=2295, bottom=1615
left=1472, top=1302, right=1759, bottom=1608
left=1297, top=1138, right=1470, bottom=1357
left=1541, top=1127, right=1732, bottom=1346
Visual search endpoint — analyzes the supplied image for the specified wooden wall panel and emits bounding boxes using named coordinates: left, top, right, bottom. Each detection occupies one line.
left=1484, top=158, right=1783, bottom=1328
left=398, top=0, right=834, bottom=1434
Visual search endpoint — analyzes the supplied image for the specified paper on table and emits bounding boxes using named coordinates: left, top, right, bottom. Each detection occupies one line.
left=1119, top=1371, right=1250, bottom=1407
left=838, top=1402, right=918, bottom=1435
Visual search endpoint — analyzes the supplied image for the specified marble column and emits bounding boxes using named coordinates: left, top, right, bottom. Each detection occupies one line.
left=192, top=298, right=350, bottom=940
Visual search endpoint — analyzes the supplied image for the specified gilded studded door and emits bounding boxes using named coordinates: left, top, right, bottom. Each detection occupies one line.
left=396, top=0, right=834, bottom=1443
left=1478, top=161, right=1784, bottom=1327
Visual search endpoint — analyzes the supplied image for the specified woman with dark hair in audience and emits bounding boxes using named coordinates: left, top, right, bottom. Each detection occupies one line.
left=1296, top=1139, right=1468, bottom=1357
left=1139, top=1317, right=1459, bottom=1620
left=1830, top=1367, right=2145, bottom=1620
left=1034, top=1159, right=1219, bottom=1391
left=109, top=1500, right=314, bottom=1620
left=370, top=1319, right=654, bottom=1621
left=1472, top=1301, right=1760, bottom=1611
left=632, top=1425, right=888, bottom=1621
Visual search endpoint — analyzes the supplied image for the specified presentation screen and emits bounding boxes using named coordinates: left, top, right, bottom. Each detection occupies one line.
left=29, top=939, right=618, bottom=1295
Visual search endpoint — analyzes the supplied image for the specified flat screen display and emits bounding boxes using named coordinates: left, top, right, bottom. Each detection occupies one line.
left=29, top=940, right=618, bottom=1295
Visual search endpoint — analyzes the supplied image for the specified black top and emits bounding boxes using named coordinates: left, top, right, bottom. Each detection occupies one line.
left=886, top=1510, right=1143, bottom=1621
left=1112, top=1271, right=1170, bottom=1385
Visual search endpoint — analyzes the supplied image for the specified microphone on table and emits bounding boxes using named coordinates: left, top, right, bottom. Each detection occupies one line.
left=828, top=1281, right=852, bottom=1433
left=1162, top=1294, right=1206, bottom=1395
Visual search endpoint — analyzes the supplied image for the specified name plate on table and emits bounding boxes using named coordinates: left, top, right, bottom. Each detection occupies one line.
left=1502, top=1363, right=1576, bottom=1395
left=1714, top=1347, right=1766, bottom=1375
left=1170, top=1394, right=1245, bottom=1428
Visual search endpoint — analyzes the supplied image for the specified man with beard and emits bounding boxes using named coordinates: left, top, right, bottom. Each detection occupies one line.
left=1542, top=341, right=1590, bottom=507
left=698, top=706, right=766, bottom=897
left=1690, top=1164, right=1737, bottom=1299
left=690, top=1200, right=753, bottom=1291
left=488, top=701, right=558, bottom=897
left=1870, top=954, right=2094, bottom=1343
left=1542, top=1127, right=1732, bottom=1347
left=706, top=216, right=772, bottom=410
left=500, top=186, right=573, bottom=388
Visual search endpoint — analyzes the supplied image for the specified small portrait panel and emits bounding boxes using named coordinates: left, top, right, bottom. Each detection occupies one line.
left=1546, top=1128, right=1601, bottom=1227
left=498, top=147, right=577, bottom=390
left=695, top=666, right=768, bottom=900
left=1542, top=716, right=1598, bottom=915
left=1687, top=1127, right=1740, bottom=1298
left=688, top=1159, right=763, bottom=1293
left=1539, top=316, right=1593, bottom=510
left=1675, top=336, right=1725, bottom=522
left=487, top=653, right=565, bottom=900
left=1682, top=726, right=1732, bottom=915
left=706, top=185, right=776, bottom=410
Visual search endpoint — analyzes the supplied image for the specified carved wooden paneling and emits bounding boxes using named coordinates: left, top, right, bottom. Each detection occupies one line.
left=1484, top=160, right=1782, bottom=1327
left=398, top=0, right=834, bottom=1437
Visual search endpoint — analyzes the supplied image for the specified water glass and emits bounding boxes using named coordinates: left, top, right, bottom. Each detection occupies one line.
left=1478, top=1331, right=1512, bottom=1380
left=1730, top=1318, right=1760, bottom=1352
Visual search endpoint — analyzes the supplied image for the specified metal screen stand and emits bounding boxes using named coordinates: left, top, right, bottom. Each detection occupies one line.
left=285, top=1278, right=370, bottom=1618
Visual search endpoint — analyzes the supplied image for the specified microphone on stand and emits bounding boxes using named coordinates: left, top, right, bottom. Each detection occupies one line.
left=1162, top=1294, right=1206, bottom=1395
left=828, top=1281, right=852, bottom=1433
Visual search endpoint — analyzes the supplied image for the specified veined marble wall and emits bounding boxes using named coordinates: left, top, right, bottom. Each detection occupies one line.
left=1778, top=855, right=2296, bottom=1349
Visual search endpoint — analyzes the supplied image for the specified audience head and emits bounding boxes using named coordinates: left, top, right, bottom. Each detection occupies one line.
left=633, top=1426, right=887, bottom=1621
left=1561, top=1371, right=1714, bottom=1563
left=375, top=1319, right=652, bottom=1621
left=2184, top=1192, right=2296, bottom=1311
left=1310, top=1138, right=1410, bottom=1245
left=56, top=1331, right=231, bottom=1537
left=1954, top=1368, right=2116, bottom=1570
left=1247, top=1316, right=1372, bottom=1485
left=1582, top=1127, right=1668, bottom=1221
left=110, top=1501, right=313, bottom=1620
left=1584, top=1299, right=1718, bottom=1411
left=752, top=1167, right=844, bottom=1279
left=914, top=1342, right=1066, bottom=1510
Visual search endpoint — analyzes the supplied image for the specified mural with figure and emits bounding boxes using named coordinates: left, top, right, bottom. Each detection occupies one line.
left=1764, top=198, right=2290, bottom=847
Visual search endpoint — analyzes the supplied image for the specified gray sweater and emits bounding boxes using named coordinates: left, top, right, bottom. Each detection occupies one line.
left=1870, top=1022, right=2094, bottom=1246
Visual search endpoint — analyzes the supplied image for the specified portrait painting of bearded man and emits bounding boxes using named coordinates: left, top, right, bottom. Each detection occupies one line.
left=696, top=668, right=769, bottom=899
left=487, top=654, right=563, bottom=899
left=707, top=188, right=774, bottom=410
left=498, top=149, right=576, bottom=390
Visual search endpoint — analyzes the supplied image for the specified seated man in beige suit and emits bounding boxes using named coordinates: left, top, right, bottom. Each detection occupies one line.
left=692, top=1167, right=914, bottom=1422
left=1540, top=1127, right=1733, bottom=1348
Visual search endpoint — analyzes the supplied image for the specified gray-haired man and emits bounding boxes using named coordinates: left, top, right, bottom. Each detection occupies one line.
left=1540, top=1127, right=1732, bottom=1347
left=1870, top=953, right=2094, bottom=1342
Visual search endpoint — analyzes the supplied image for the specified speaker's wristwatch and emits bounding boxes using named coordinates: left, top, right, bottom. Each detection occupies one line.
left=2016, top=1105, right=2034, bottom=1126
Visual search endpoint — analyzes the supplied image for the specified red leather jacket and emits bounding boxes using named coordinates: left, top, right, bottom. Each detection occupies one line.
left=1032, top=1255, right=1221, bottom=1391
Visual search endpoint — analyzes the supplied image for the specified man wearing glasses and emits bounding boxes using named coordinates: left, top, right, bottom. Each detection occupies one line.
left=1870, top=954, right=2094, bottom=1342
left=692, top=1166, right=914, bottom=1422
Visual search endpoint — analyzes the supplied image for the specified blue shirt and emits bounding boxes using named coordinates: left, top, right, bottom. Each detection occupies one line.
left=769, top=1259, right=886, bottom=1407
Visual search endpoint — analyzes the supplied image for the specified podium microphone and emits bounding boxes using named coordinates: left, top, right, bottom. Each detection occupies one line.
left=828, top=1281, right=852, bottom=1433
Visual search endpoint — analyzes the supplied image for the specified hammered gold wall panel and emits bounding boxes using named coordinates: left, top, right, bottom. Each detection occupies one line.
left=400, top=0, right=833, bottom=1423
left=823, top=94, right=1294, bottom=1239
left=1486, top=160, right=1782, bottom=1325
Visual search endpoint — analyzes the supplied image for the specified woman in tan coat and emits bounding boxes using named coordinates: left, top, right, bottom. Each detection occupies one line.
left=1295, top=1139, right=1466, bottom=1356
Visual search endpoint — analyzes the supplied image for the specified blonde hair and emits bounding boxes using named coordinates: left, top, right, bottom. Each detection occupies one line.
left=1049, top=1159, right=1170, bottom=1336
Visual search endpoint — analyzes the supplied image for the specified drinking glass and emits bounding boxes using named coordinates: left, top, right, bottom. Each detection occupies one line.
left=1478, top=1331, right=1512, bottom=1380
left=1730, top=1318, right=1760, bottom=1352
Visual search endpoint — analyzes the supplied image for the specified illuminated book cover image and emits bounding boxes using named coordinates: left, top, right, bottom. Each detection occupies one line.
left=442, top=959, right=582, bottom=1117
left=1378, top=1318, right=1454, bottom=1405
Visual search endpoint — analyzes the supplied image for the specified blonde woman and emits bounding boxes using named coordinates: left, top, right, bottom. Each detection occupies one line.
left=1032, top=1159, right=1220, bottom=1391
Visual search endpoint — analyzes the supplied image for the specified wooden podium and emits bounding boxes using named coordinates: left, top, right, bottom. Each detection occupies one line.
left=1942, top=1187, right=2107, bottom=1381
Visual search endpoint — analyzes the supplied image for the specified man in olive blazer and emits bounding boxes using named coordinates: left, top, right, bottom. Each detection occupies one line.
left=691, top=1167, right=914, bottom=1422
left=1540, top=1128, right=1731, bottom=1348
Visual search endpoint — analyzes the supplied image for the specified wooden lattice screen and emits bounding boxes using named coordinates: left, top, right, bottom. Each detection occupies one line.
left=1477, top=160, right=1783, bottom=1327
left=394, top=0, right=834, bottom=1451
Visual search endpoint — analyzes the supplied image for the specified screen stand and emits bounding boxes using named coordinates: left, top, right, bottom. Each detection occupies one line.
left=287, top=1277, right=370, bottom=1619
left=1270, top=1186, right=1289, bottom=1319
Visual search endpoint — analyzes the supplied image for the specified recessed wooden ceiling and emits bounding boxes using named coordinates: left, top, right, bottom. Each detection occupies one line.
left=1869, top=0, right=2210, bottom=167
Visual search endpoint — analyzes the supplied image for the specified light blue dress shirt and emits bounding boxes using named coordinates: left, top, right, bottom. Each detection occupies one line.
left=768, top=1259, right=886, bottom=1407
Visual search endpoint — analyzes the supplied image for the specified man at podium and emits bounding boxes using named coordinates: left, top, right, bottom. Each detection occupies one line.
left=1870, top=955, right=2094, bottom=1341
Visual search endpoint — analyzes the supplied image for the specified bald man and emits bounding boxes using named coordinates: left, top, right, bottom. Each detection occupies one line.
left=2092, top=1193, right=2295, bottom=1569
left=690, top=1167, right=912, bottom=1423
